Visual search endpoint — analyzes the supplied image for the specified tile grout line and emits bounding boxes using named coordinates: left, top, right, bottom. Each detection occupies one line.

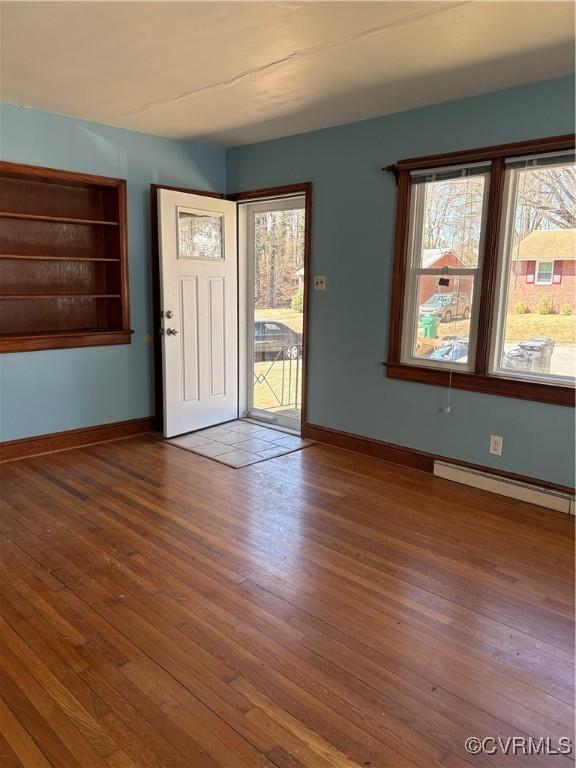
left=165, top=420, right=312, bottom=468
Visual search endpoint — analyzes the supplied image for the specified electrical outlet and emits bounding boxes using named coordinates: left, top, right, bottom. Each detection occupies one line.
left=314, top=275, right=326, bottom=291
left=489, top=435, right=503, bottom=456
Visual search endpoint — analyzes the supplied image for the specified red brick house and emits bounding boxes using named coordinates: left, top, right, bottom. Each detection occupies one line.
left=419, top=248, right=473, bottom=303
left=507, top=229, right=575, bottom=311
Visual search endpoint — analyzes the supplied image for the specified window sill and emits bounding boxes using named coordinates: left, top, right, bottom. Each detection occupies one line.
left=0, top=330, right=133, bottom=353
left=385, top=362, right=574, bottom=407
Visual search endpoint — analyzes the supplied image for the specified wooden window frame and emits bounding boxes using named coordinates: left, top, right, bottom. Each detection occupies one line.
left=384, top=134, right=576, bottom=407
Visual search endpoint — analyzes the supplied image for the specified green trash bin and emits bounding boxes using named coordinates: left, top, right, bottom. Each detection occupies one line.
left=421, top=315, right=439, bottom=339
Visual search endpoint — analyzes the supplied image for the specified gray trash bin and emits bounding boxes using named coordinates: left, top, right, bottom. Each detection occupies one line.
left=517, top=337, right=555, bottom=373
left=504, top=337, right=555, bottom=373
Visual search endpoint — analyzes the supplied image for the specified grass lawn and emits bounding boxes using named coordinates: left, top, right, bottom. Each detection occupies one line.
left=255, top=307, right=303, bottom=333
left=263, top=307, right=576, bottom=345
left=449, top=313, right=576, bottom=344
left=501, top=314, right=576, bottom=343
left=253, top=360, right=302, bottom=413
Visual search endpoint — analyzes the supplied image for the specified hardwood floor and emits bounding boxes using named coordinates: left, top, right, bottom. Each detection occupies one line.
left=0, top=435, right=573, bottom=767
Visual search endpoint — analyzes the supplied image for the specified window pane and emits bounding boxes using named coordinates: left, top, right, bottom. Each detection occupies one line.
left=415, top=173, right=487, bottom=268
left=495, top=160, right=576, bottom=381
left=178, top=210, right=223, bottom=260
left=410, top=276, right=474, bottom=365
left=535, top=261, right=553, bottom=284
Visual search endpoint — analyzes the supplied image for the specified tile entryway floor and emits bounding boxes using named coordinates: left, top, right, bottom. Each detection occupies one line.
left=167, top=420, right=312, bottom=468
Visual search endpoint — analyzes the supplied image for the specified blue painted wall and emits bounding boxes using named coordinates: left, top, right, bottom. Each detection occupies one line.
left=227, top=77, right=575, bottom=487
left=2, top=79, right=574, bottom=486
left=0, top=103, right=226, bottom=441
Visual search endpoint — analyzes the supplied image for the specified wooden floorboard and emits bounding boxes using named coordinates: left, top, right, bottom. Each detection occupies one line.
left=0, top=435, right=573, bottom=767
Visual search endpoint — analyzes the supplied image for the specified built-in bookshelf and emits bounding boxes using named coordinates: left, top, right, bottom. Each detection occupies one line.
left=0, top=161, right=131, bottom=352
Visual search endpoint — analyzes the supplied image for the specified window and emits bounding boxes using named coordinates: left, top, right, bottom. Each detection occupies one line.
left=492, top=155, right=576, bottom=385
left=535, top=261, right=554, bottom=285
left=402, top=166, right=489, bottom=370
left=178, top=209, right=223, bottom=260
left=386, top=135, right=575, bottom=406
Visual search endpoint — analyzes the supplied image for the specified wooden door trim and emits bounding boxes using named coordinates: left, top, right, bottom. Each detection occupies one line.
left=151, top=182, right=312, bottom=432
left=150, top=185, right=225, bottom=433
left=229, top=183, right=312, bottom=203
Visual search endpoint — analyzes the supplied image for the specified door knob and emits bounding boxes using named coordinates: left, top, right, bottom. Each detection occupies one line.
left=165, top=310, right=174, bottom=319
left=166, top=328, right=179, bottom=335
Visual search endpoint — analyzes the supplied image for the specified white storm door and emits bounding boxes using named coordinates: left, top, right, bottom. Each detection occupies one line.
left=158, top=189, right=238, bottom=437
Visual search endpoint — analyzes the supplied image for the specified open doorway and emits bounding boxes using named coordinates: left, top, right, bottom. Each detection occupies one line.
left=152, top=182, right=311, bottom=438
left=240, top=194, right=308, bottom=432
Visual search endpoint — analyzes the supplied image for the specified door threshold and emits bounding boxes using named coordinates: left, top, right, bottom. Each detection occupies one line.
left=241, top=416, right=301, bottom=437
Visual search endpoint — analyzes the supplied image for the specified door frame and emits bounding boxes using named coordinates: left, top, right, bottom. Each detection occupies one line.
left=151, top=182, right=312, bottom=434
left=239, top=194, right=306, bottom=430
left=150, top=185, right=224, bottom=433
left=230, top=183, right=312, bottom=431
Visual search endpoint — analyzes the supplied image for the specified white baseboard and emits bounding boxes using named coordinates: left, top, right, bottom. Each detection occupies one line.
left=434, top=461, right=574, bottom=515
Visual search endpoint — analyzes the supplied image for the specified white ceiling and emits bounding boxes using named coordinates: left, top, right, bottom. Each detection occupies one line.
left=1, top=1, right=574, bottom=147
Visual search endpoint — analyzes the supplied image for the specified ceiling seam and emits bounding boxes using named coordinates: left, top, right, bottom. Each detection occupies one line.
left=122, top=1, right=468, bottom=118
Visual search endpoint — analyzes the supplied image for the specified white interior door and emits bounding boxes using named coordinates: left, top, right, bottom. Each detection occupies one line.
left=158, top=189, right=238, bottom=437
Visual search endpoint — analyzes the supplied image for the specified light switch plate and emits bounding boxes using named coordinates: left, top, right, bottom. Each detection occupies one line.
left=314, top=275, right=326, bottom=291
left=489, top=435, right=503, bottom=456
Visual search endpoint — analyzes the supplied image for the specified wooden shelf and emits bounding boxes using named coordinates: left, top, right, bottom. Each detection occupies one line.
left=0, top=329, right=133, bottom=353
left=0, top=211, right=119, bottom=226
left=0, top=293, right=122, bottom=299
left=2, top=328, right=117, bottom=337
left=0, top=160, right=130, bottom=352
left=0, top=254, right=120, bottom=262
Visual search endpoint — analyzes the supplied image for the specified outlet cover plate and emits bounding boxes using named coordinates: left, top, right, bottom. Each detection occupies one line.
left=314, top=275, right=326, bottom=291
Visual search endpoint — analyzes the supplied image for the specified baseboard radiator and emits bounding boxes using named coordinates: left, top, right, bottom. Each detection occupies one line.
left=434, top=461, right=575, bottom=515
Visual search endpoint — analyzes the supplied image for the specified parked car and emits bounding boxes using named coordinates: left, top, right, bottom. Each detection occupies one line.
left=254, top=320, right=302, bottom=361
left=419, top=292, right=471, bottom=323
left=429, top=336, right=469, bottom=363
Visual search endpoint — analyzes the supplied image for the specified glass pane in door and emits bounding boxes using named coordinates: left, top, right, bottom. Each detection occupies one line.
left=177, top=209, right=223, bottom=260
left=251, top=204, right=305, bottom=428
